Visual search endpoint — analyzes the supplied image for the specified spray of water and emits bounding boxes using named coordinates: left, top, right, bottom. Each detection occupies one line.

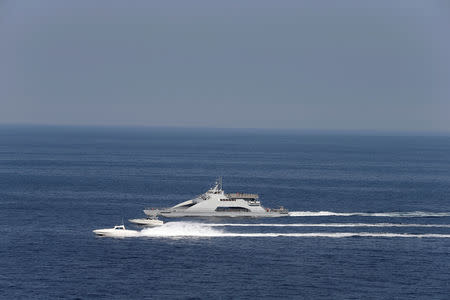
left=139, top=221, right=223, bottom=237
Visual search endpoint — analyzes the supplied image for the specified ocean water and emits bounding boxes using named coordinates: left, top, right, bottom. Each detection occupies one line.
left=0, top=126, right=449, bottom=299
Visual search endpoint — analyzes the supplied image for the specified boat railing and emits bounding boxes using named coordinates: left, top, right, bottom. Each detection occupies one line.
left=226, top=193, right=259, bottom=199
left=144, top=208, right=164, bottom=216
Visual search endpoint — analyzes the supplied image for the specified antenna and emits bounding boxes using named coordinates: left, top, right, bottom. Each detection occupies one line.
left=219, top=176, right=223, bottom=190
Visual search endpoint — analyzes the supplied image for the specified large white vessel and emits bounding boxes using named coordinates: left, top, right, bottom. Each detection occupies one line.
left=144, top=178, right=288, bottom=218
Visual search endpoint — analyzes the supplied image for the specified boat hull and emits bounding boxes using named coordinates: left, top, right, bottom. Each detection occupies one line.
left=93, top=228, right=138, bottom=238
left=128, top=218, right=164, bottom=226
left=145, top=209, right=288, bottom=218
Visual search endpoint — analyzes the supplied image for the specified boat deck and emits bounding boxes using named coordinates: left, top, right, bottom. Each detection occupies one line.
left=226, top=193, right=259, bottom=199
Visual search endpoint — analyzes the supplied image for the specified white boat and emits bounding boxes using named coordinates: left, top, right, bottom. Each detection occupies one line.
left=144, top=178, right=289, bottom=218
left=93, top=224, right=138, bottom=238
left=128, top=217, right=164, bottom=226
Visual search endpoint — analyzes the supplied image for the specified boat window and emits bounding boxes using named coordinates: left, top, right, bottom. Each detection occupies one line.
left=215, top=207, right=250, bottom=212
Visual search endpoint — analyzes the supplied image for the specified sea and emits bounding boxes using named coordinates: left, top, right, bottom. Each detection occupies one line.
left=0, top=125, right=449, bottom=299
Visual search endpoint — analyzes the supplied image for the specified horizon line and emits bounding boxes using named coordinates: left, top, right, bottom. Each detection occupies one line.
left=1, top=122, right=449, bottom=136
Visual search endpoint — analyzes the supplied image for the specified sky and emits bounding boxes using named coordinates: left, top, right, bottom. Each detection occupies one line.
left=0, top=0, right=449, bottom=132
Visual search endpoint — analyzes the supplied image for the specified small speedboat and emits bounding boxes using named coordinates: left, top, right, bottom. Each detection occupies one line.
left=93, top=224, right=138, bottom=238
left=128, top=217, right=164, bottom=227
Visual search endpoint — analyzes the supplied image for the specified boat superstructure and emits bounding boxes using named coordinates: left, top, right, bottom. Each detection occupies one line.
left=144, top=178, right=288, bottom=218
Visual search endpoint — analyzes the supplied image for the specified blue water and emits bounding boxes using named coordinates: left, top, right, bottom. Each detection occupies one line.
left=1, top=126, right=449, bottom=299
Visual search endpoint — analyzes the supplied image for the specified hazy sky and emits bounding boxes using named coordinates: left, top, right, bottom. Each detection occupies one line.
left=1, top=0, right=449, bottom=131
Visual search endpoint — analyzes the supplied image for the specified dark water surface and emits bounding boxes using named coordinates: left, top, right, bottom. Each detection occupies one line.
left=1, top=126, right=449, bottom=299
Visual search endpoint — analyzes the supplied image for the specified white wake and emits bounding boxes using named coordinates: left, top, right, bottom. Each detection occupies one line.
left=139, top=221, right=222, bottom=237
left=121, top=222, right=450, bottom=239
left=289, top=211, right=450, bottom=217
left=211, top=233, right=450, bottom=238
left=208, top=223, right=450, bottom=228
